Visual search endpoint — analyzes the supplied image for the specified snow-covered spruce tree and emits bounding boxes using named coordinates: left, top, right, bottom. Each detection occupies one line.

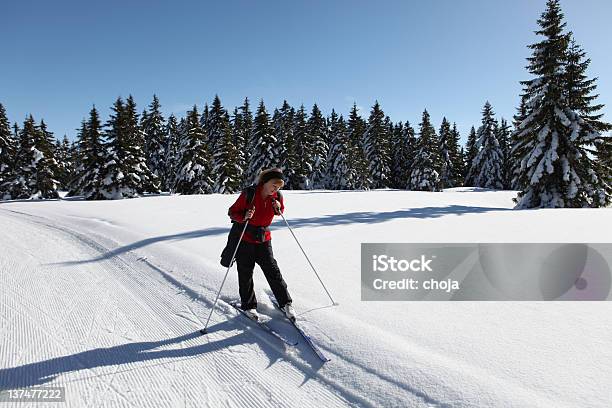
left=347, top=103, right=371, bottom=189
left=98, top=96, right=160, bottom=199
left=389, top=121, right=411, bottom=189
left=409, top=110, right=441, bottom=191
left=212, top=109, right=241, bottom=194
left=307, top=104, right=328, bottom=189
left=4, top=115, right=60, bottom=199
left=66, top=120, right=87, bottom=195
left=200, top=103, right=210, bottom=145
left=237, top=98, right=254, bottom=188
left=450, top=123, right=465, bottom=187
left=31, top=118, right=60, bottom=198
left=173, top=105, right=214, bottom=194
left=564, top=37, right=611, bottom=136
left=54, top=135, right=73, bottom=190
left=292, top=105, right=312, bottom=189
left=564, top=36, right=612, bottom=203
left=510, top=96, right=529, bottom=189
left=127, top=96, right=160, bottom=194
left=0, top=103, right=16, bottom=199
left=271, top=108, right=286, bottom=166
left=207, top=95, right=227, bottom=166
left=3, top=120, right=30, bottom=199
left=468, top=102, right=504, bottom=189
left=496, top=118, right=513, bottom=189
left=170, top=117, right=188, bottom=193
left=163, top=114, right=181, bottom=193
left=438, top=117, right=455, bottom=188
left=275, top=101, right=297, bottom=189
left=247, top=100, right=277, bottom=184
left=141, top=95, right=167, bottom=190
left=229, top=108, right=247, bottom=187
left=325, top=110, right=356, bottom=189
left=595, top=136, right=612, bottom=193
left=512, top=0, right=609, bottom=208
left=68, top=106, right=107, bottom=198
left=463, top=126, right=478, bottom=186
left=36, top=119, right=62, bottom=196
left=362, top=101, right=391, bottom=189
left=403, top=121, right=419, bottom=185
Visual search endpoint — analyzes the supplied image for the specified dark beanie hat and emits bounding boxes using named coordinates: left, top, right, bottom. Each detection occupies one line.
left=259, top=169, right=284, bottom=184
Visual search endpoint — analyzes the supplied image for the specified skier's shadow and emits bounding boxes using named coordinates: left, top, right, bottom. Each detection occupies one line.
left=0, top=320, right=281, bottom=391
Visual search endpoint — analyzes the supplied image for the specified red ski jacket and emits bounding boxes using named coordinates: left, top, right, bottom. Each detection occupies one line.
left=228, top=184, right=285, bottom=244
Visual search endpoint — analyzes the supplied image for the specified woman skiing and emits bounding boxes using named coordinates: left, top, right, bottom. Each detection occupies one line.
left=228, top=168, right=296, bottom=322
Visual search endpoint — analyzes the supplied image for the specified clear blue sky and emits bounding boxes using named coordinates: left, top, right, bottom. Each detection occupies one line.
left=1, top=0, right=611, bottom=145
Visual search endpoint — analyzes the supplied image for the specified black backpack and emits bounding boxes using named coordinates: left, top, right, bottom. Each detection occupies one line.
left=219, top=185, right=283, bottom=267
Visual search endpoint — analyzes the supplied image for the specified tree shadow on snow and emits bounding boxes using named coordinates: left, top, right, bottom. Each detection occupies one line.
left=47, top=204, right=510, bottom=267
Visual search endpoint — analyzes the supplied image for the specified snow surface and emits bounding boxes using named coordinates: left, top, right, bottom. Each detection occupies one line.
left=1, top=188, right=611, bottom=407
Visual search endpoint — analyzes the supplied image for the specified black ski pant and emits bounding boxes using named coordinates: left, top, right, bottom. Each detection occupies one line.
left=235, top=240, right=292, bottom=310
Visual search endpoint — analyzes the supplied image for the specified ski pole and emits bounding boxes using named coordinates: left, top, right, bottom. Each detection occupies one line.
left=201, top=215, right=251, bottom=334
left=279, top=211, right=337, bottom=306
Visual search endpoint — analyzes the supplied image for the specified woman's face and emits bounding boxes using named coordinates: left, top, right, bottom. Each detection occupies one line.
left=263, top=180, right=283, bottom=196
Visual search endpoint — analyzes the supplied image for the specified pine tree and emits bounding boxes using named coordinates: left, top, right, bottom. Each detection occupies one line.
left=68, top=106, right=107, bottom=199
left=438, top=117, right=455, bottom=188
left=497, top=118, right=513, bottom=189
left=238, top=98, right=253, bottom=187
left=347, top=103, right=371, bottom=189
left=510, top=96, right=529, bottom=189
left=54, top=135, right=73, bottom=190
left=325, top=110, right=355, bottom=189
left=32, top=118, right=60, bottom=198
left=212, top=108, right=241, bottom=194
left=564, top=37, right=610, bottom=134
left=512, top=0, right=609, bottom=208
left=127, top=95, right=160, bottom=194
left=409, top=110, right=441, bottom=191
left=383, top=115, right=394, bottom=177
left=207, top=95, right=227, bottom=165
left=292, top=105, right=311, bottom=189
left=271, top=108, right=286, bottom=167
left=362, top=101, right=391, bottom=188
left=200, top=102, right=210, bottom=145
left=403, top=121, right=419, bottom=186
left=142, top=95, right=167, bottom=190
left=275, top=101, right=297, bottom=188
left=207, top=95, right=231, bottom=189
left=469, top=102, right=504, bottom=189
left=98, top=96, right=160, bottom=199
left=174, top=105, right=214, bottom=194
left=390, top=121, right=411, bottom=189
left=246, top=100, right=277, bottom=184
left=0, top=103, right=15, bottom=199
left=4, top=115, right=59, bottom=199
left=164, top=114, right=181, bottom=193
left=564, top=36, right=612, bottom=203
left=229, top=107, right=247, bottom=187
left=464, top=126, right=478, bottom=186
left=39, top=120, right=56, bottom=157
left=449, top=123, right=465, bottom=187
left=307, top=103, right=328, bottom=189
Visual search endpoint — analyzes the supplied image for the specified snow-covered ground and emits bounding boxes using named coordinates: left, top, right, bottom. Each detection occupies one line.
left=1, top=188, right=611, bottom=407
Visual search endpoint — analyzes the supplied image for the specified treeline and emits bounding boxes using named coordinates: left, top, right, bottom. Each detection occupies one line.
left=0, top=96, right=518, bottom=198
